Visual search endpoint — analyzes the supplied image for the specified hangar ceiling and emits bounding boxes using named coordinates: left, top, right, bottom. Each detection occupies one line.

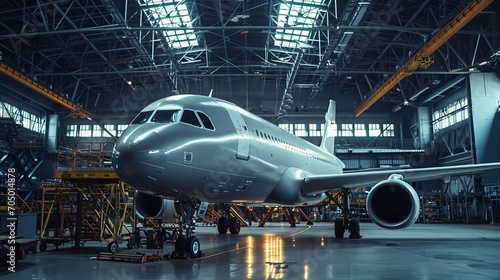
left=0, top=0, right=498, bottom=117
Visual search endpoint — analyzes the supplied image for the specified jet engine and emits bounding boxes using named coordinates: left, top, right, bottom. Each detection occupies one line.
left=134, top=191, right=176, bottom=223
left=366, top=175, right=420, bottom=229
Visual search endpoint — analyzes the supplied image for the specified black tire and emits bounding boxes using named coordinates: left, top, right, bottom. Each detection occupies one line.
left=39, top=242, right=48, bottom=252
left=229, top=217, right=241, bottom=234
left=175, top=236, right=187, bottom=252
left=217, top=217, right=228, bottom=234
left=187, top=236, right=201, bottom=258
left=334, top=218, right=345, bottom=238
left=349, top=218, right=362, bottom=239
left=107, top=241, right=118, bottom=253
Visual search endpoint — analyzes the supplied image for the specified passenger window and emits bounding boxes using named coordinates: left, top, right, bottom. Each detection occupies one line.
left=180, top=109, right=202, bottom=127
left=131, top=111, right=153, bottom=124
left=151, top=110, right=180, bottom=123
left=197, top=112, right=215, bottom=130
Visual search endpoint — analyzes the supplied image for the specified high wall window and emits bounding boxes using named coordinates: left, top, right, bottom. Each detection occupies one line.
left=433, top=97, right=468, bottom=133
left=294, top=124, right=307, bottom=137
left=354, top=124, right=366, bottom=137
left=339, top=124, right=353, bottom=137
left=92, top=125, right=102, bottom=137
left=382, top=124, right=395, bottom=137
left=308, top=124, right=322, bottom=137
left=368, top=124, right=381, bottom=137
left=78, top=125, right=92, bottom=137
left=278, top=123, right=293, bottom=134
left=117, top=124, right=128, bottom=137
left=104, top=124, right=116, bottom=137
left=66, top=125, right=77, bottom=137
left=1, top=102, right=46, bottom=134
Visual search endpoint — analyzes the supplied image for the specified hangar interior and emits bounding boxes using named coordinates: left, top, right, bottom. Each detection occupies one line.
left=0, top=0, right=500, bottom=270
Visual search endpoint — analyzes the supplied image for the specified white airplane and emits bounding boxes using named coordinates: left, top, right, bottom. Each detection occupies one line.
left=111, top=94, right=500, bottom=258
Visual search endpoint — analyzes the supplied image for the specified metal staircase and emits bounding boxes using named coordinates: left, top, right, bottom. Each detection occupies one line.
left=0, top=118, right=43, bottom=189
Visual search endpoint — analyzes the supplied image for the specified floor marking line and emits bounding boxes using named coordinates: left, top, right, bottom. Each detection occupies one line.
left=193, top=226, right=312, bottom=260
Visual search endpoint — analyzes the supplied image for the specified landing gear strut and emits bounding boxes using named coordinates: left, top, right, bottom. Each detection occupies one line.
left=170, top=198, right=203, bottom=259
left=328, top=188, right=362, bottom=239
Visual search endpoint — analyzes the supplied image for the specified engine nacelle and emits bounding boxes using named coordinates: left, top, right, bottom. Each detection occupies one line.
left=134, top=191, right=176, bottom=223
left=366, top=176, right=420, bottom=229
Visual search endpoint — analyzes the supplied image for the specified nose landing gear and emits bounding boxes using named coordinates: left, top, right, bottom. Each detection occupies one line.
left=170, top=198, right=204, bottom=259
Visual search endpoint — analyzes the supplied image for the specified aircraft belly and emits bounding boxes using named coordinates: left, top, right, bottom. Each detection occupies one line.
left=163, top=161, right=278, bottom=203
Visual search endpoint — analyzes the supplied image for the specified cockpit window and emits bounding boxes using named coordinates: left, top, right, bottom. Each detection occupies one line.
left=151, top=110, right=181, bottom=123
left=198, top=112, right=215, bottom=130
left=180, top=109, right=202, bottom=127
left=131, top=111, right=153, bottom=124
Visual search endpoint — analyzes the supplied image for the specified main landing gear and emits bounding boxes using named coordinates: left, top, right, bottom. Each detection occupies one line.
left=170, top=198, right=203, bottom=259
left=329, top=188, right=362, bottom=239
left=216, top=204, right=241, bottom=235
left=217, top=216, right=241, bottom=234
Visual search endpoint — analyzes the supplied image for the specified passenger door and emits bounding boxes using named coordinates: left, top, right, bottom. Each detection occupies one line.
left=226, top=109, right=250, bottom=160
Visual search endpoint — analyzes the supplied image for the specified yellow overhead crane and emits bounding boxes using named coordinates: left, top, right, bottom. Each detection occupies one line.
left=354, top=0, right=493, bottom=117
left=0, top=61, right=92, bottom=119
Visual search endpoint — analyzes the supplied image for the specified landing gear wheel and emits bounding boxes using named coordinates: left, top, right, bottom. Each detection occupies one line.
left=187, top=236, right=201, bottom=258
left=175, top=236, right=187, bottom=252
left=229, top=217, right=241, bottom=234
left=217, top=217, right=228, bottom=234
left=349, top=218, right=362, bottom=239
left=334, top=218, right=345, bottom=238
left=107, top=241, right=118, bottom=253
left=39, top=242, right=48, bottom=252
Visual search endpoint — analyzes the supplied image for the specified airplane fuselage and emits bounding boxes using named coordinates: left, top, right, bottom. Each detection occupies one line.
left=112, top=95, right=343, bottom=205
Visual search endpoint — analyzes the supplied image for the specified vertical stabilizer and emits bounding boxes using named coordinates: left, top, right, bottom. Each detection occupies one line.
left=320, top=100, right=336, bottom=154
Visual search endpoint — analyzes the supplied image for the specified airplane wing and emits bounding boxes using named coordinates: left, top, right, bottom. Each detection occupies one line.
left=302, top=162, right=500, bottom=195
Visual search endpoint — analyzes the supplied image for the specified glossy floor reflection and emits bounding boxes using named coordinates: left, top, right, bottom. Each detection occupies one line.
left=2, top=222, right=500, bottom=279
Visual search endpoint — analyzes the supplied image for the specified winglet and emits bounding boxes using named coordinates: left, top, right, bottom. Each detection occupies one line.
left=320, top=100, right=336, bottom=154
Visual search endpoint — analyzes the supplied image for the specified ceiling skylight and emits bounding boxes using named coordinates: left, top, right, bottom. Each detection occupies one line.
left=275, top=0, right=323, bottom=48
left=141, top=0, right=198, bottom=48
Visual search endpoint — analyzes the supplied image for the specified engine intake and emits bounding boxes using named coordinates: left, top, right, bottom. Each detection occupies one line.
left=366, top=177, right=420, bottom=229
left=134, top=191, right=176, bottom=223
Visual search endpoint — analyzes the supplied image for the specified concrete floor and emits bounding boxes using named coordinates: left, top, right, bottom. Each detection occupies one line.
left=2, top=222, right=500, bottom=280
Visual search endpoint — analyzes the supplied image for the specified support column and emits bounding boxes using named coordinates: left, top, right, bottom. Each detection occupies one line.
left=468, top=72, right=500, bottom=184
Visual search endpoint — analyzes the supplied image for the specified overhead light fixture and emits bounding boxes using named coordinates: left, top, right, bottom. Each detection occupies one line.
left=409, top=86, right=429, bottom=101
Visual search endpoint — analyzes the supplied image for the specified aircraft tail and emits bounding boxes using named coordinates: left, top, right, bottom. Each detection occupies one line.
left=319, top=100, right=336, bottom=154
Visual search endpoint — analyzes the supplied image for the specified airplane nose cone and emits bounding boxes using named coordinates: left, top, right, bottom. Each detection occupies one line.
left=112, top=144, right=141, bottom=187
left=112, top=126, right=163, bottom=188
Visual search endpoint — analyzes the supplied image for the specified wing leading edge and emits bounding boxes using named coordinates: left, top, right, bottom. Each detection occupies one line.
left=302, top=162, right=500, bottom=195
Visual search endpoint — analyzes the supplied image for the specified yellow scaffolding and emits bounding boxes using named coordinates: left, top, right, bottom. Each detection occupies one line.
left=54, top=142, right=118, bottom=180
left=37, top=181, right=135, bottom=252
